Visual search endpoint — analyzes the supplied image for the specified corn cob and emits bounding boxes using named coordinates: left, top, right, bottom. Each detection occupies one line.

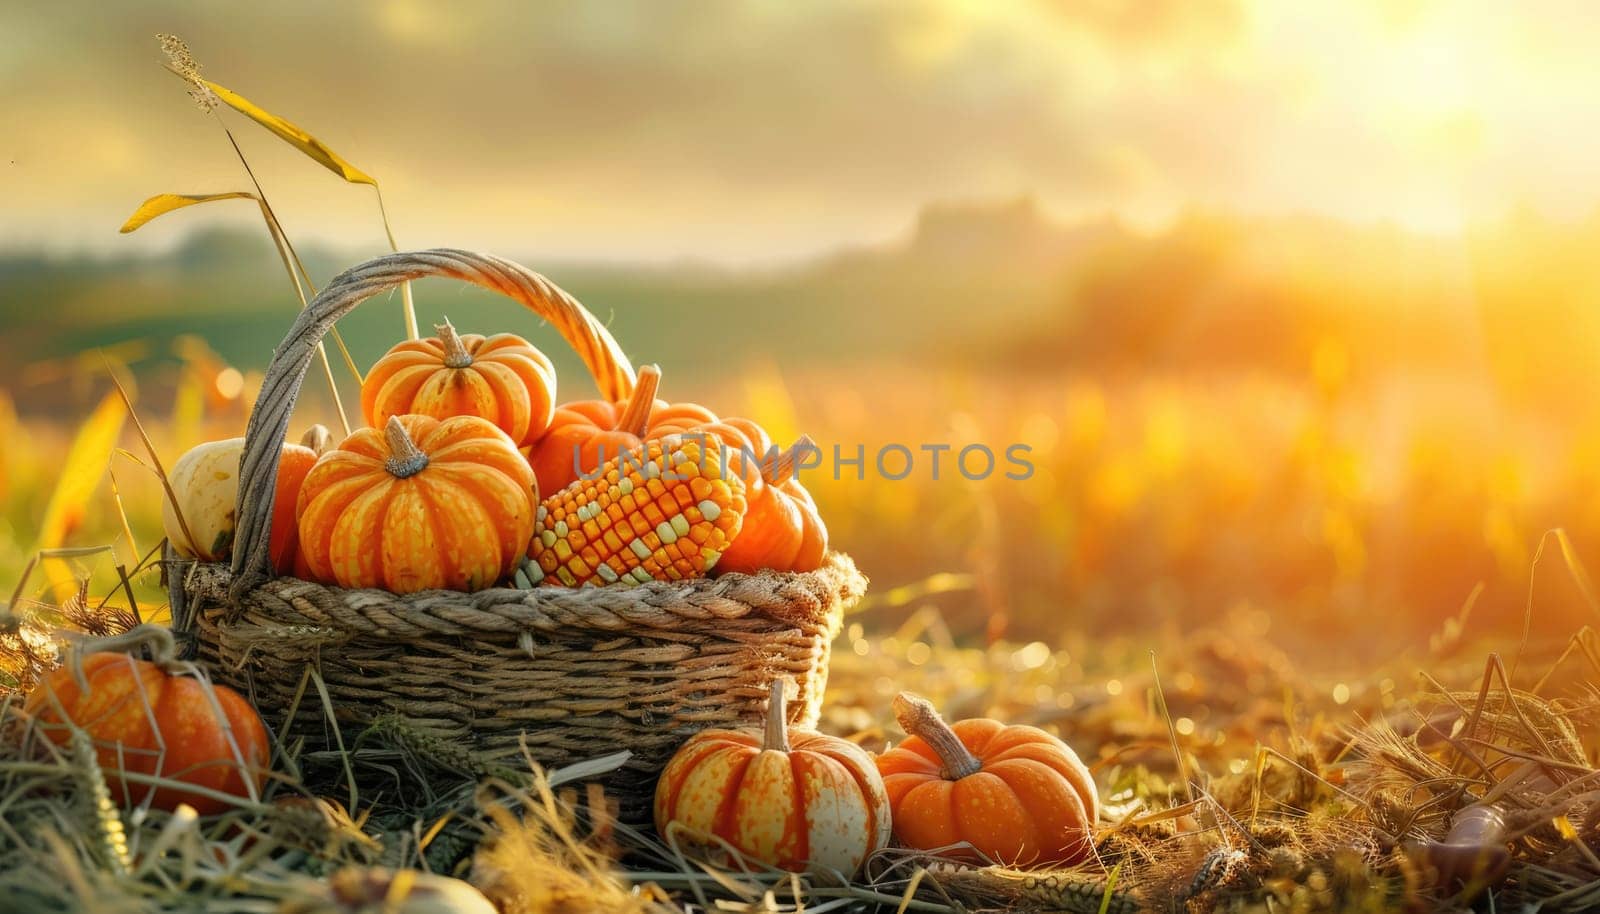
left=517, top=436, right=746, bottom=588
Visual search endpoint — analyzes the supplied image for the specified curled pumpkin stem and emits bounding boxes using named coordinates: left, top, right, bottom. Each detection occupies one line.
left=435, top=317, right=473, bottom=369
left=67, top=624, right=189, bottom=686
left=383, top=417, right=430, bottom=479
left=616, top=364, right=661, bottom=438
left=893, top=691, right=982, bottom=780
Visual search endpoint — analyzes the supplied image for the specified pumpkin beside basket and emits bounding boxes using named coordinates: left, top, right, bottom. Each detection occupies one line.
left=167, top=249, right=865, bottom=822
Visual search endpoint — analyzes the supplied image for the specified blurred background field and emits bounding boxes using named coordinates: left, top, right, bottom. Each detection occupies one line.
left=6, top=198, right=1600, bottom=662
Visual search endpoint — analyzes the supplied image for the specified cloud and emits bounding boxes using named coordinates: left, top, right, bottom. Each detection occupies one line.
left=3, top=0, right=1599, bottom=260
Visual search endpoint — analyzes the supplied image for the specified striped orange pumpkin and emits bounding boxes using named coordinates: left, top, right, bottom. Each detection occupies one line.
left=296, top=415, right=537, bottom=594
left=362, top=319, right=557, bottom=447
left=653, top=679, right=890, bottom=876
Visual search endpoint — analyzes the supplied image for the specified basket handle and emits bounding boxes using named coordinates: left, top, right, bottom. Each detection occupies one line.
left=228, top=249, right=636, bottom=598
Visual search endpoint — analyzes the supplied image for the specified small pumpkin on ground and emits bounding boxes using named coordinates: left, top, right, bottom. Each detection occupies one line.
left=296, top=415, right=537, bottom=594
left=362, top=318, right=558, bottom=448
left=162, top=425, right=330, bottom=577
left=654, top=679, right=891, bottom=876
left=526, top=365, right=717, bottom=495
left=280, top=867, right=497, bottom=914
left=23, top=626, right=270, bottom=815
left=876, top=692, right=1098, bottom=866
left=518, top=435, right=746, bottom=588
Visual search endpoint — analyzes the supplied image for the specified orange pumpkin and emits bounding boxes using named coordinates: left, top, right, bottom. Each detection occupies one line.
left=650, top=415, right=828, bottom=574
left=24, top=640, right=271, bottom=814
left=296, top=415, right=537, bottom=594
left=270, top=425, right=332, bottom=579
left=526, top=365, right=717, bottom=494
left=654, top=679, right=891, bottom=876
left=876, top=692, right=1098, bottom=866
left=362, top=319, right=557, bottom=448
left=717, top=437, right=826, bottom=575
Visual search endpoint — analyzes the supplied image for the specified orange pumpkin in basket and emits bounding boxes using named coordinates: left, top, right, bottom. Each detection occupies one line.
left=654, top=679, right=891, bottom=876
left=362, top=319, right=557, bottom=447
left=650, top=415, right=829, bottom=574
left=270, top=425, right=335, bottom=579
left=526, top=364, right=717, bottom=494
left=875, top=692, right=1098, bottom=866
left=296, top=415, right=537, bottom=594
left=716, top=436, right=826, bottom=575
left=24, top=645, right=271, bottom=814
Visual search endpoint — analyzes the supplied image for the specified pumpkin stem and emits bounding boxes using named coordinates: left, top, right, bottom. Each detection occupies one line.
left=763, top=677, right=794, bottom=753
left=300, top=424, right=332, bottom=455
left=893, top=691, right=982, bottom=780
left=616, top=364, right=661, bottom=438
left=70, top=624, right=189, bottom=677
left=436, top=318, right=474, bottom=369
left=766, top=436, right=816, bottom=485
left=383, top=417, right=430, bottom=478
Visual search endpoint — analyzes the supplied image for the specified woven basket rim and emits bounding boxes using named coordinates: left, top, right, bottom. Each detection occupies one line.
left=171, top=548, right=865, bottom=641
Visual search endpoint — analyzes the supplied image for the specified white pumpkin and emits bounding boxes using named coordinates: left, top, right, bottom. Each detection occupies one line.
left=279, top=867, right=498, bottom=914
left=162, top=425, right=329, bottom=568
left=162, top=437, right=245, bottom=561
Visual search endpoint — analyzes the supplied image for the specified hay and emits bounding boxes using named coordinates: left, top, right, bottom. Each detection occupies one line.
left=8, top=577, right=1600, bottom=912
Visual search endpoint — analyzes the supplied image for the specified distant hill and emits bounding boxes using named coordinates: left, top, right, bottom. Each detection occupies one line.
left=6, top=199, right=1600, bottom=415
left=1011, top=207, right=1600, bottom=408
left=0, top=196, right=1117, bottom=412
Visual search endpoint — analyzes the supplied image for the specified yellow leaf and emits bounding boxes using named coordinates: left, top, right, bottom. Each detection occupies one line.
left=35, top=391, right=127, bottom=599
left=120, top=192, right=259, bottom=234
left=204, top=79, right=376, bottom=186
left=200, top=75, right=417, bottom=338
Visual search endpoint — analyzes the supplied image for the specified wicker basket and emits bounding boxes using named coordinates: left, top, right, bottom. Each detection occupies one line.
left=168, top=249, right=865, bottom=821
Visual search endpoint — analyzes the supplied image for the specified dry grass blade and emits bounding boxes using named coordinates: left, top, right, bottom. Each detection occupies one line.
left=472, top=766, right=673, bottom=914
left=196, top=73, right=418, bottom=339
left=121, top=185, right=356, bottom=433
left=1150, top=651, right=1194, bottom=804
left=151, top=34, right=370, bottom=411
left=118, top=192, right=258, bottom=234
left=234, top=173, right=353, bottom=434
left=102, top=359, right=199, bottom=563
left=105, top=466, right=138, bottom=570
left=852, top=572, right=975, bottom=615
left=1515, top=529, right=1600, bottom=684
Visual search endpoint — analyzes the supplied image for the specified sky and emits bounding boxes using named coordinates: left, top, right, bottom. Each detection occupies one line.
left=3, top=0, right=1599, bottom=263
